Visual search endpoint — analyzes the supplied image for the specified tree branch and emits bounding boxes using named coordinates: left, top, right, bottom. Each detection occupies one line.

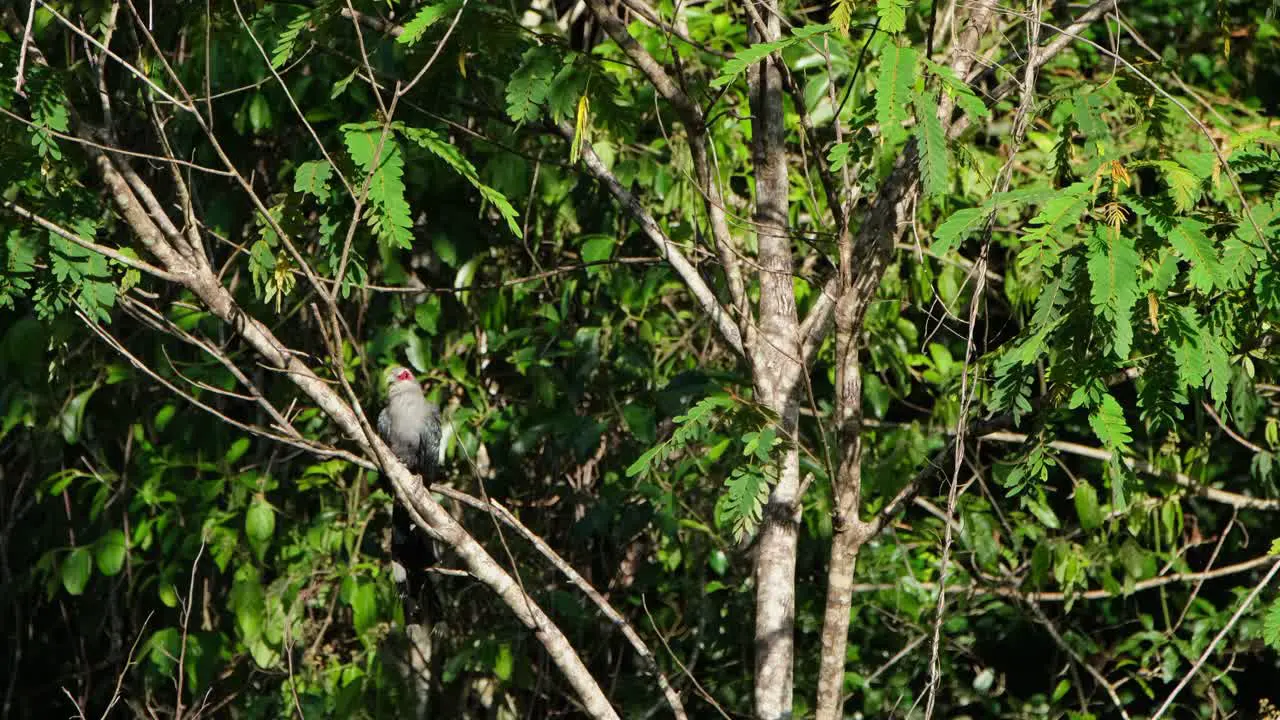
left=561, top=121, right=745, bottom=356
left=981, top=431, right=1280, bottom=511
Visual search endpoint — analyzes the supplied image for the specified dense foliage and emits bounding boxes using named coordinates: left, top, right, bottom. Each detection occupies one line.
left=2, top=0, right=1280, bottom=718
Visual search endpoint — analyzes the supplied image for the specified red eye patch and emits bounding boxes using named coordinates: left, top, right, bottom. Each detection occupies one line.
left=396, top=369, right=413, bottom=382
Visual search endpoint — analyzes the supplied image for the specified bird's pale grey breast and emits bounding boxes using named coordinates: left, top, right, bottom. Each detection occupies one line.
left=380, top=382, right=441, bottom=475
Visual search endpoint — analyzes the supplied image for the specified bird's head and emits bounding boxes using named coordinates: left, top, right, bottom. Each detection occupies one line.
left=383, top=365, right=417, bottom=391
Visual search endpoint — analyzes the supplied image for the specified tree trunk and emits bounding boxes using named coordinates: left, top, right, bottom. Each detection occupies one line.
left=748, top=2, right=802, bottom=715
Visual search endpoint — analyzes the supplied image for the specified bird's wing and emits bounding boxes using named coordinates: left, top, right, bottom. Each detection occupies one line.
left=376, top=406, right=391, bottom=442
left=416, top=404, right=442, bottom=477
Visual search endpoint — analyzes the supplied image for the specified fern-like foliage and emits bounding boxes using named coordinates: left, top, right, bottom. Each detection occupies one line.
left=1264, top=599, right=1280, bottom=650
left=270, top=10, right=311, bottom=69
left=876, top=0, right=910, bottom=33
left=831, top=0, right=855, bottom=33
left=1162, top=304, right=1230, bottom=404
left=506, top=47, right=558, bottom=124
left=876, top=43, right=917, bottom=146
left=1085, top=224, right=1140, bottom=359
left=293, top=161, right=333, bottom=199
left=720, top=467, right=770, bottom=542
left=1144, top=160, right=1202, bottom=213
left=627, top=393, right=784, bottom=541
left=931, top=207, right=987, bottom=254
left=710, top=24, right=833, bottom=89
left=342, top=123, right=414, bottom=249
left=1001, top=439, right=1053, bottom=497
left=1162, top=217, right=1225, bottom=292
left=1258, top=260, right=1280, bottom=312
left=1017, top=182, right=1092, bottom=271
left=1072, top=90, right=1108, bottom=143
left=1088, top=393, right=1133, bottom=454
left=626, top=393, right=736, bottom=478
left=400, top=126, right=522, bottom=237
left=1030, top=256, right=1078, bottom=331
left=397, top=0, right=464, bottom=46
left=914, top=89, right=949, bottom=199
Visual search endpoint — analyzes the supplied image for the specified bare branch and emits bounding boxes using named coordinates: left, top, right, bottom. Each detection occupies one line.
left=582, top=0, right=749, bottom=324
left=1, top=201, right=182, bottom=282
left=1151, top=558, right=1280, bottom=719
left=432, top=485, right=689, bottom=720
left=982, top=431, right=1280, bottom=511
left=562, top=121, right=745, bottom=355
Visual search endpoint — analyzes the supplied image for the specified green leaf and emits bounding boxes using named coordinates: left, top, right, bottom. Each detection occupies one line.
left=231, top=566, right=265, bottom=640
left=711, top=25, right=834, bottom=88
left=923, top=60, right=990, bottom=122
left=154, top=404, right=176, bottom=432
left=828, top=142, right=851, bottom=170
left=1153, top=161, right=1202, bottom=212
left=876, top=44, right=917, bottom=146
left=914, top=89, right=948, bottom=198
left=1170, top=305, right=1208, bottom=393
left=626, top=444, right=665, bottom=477
left=506, top=47, right=557, bottom=123
left=1052, top=679, right=1071, bottom=703
left=1019, top=183, right=1091, bottom=269
left=293, top=160, right=333, bottom=198
left=415, top=297, right=442, bottom=335
left=931, top=207, right=987, bottom=255
left=721, top=467, right=770, bottom=542
left=62, top=548, right=92, bottom=596
left=1074, top=482, right=1102, bottom=530
left=60, top=385, right=98, bottom=444
left=580, top=235, right=615, bottom=265
left=877, top=0, right=910, bottom=33
left=1258, top=260, right=1280, bottom=312
left=225, top=437, right=251, bottom=465
left=1163, top=217, right=1224, bottom=292
left=342, top=124, right=414, bottom=248
left=831, top=0, right=854, bottom=33
left=1264, top=599, right=1280, bottom=649
left=330, top=68, right=358, bottom=99
left=350, top=581, right=377, bottom=635
left=397, top=1, right=463, bottom=46
left=1222, top=231, right=1262, bottom=289
left=246, top=498, right=276, bottom=544
left=494, top=644, right=514, bottom=681
left=708, top=549, right=728, bottom=576
left=1086, top=226, right=1140, bottom=359
left=144, top=628, right=182, bottom=675
left=248, top=92, right=272, bottom=133
left=622, top=404, right=656, bottom=445
left=712, top=40, right=790, bottom=88
left=1024, top=494, right=1061, bottom=529
left=1089, top=393, right=1133, bottom=453
left=1202, top=323, right=1231, bottom=406
left=401, top=126, right=522, bottom=237
left=270, top=10, right=311, bottom=70
left=1072, top=90, right=1107, bottom=140
left=94, top=530, right=127, bottom=577
left=1030, top=257, right=1076, bottom=329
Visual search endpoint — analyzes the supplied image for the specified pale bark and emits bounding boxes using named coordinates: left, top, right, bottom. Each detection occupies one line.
left=746, top=5, right=804, bottom=717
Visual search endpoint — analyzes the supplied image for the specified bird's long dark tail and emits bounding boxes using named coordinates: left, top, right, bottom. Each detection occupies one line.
left=391, top=501, right=440, bottom=623
left=389, top=500, right=441, bottom=718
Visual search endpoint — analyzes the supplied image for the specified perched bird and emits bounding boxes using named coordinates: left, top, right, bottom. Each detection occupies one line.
left=378, top=366, right=441, bottom=477
left=377, top=366, right=442, bottom=620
